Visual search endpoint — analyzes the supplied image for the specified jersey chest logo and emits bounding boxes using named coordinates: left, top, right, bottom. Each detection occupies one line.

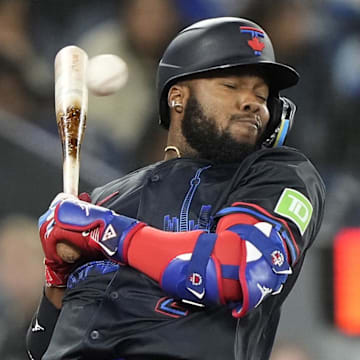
left=163, top=166, right=213, bottom=232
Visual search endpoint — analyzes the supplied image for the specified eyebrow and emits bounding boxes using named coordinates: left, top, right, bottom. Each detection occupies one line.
left=254, top=81, right=269, bottom=90
left=217, top=76, right=269, bottom=90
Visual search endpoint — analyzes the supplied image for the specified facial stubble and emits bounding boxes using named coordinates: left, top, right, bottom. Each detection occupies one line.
left=181, top=95, right=260, bottom=163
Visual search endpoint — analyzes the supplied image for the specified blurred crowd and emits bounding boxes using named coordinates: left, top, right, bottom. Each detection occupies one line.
left=1, top=0, right=360, bottom=358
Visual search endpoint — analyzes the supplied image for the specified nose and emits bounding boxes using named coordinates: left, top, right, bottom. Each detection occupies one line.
left=237, top=91, right=261, bottom=113
left=242, top=101, right=260, bottom=113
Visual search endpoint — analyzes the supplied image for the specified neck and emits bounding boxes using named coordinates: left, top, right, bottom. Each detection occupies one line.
left=164, top=117, right=199, bottom=161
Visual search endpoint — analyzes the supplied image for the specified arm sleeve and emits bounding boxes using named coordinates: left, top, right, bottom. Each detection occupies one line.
left=26, top=290, right=60, bottom=360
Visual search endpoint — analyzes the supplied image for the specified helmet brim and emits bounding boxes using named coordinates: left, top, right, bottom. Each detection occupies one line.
left=159, top=60, right=299, bottom=128
left=161, top=59, right=299, bottom=92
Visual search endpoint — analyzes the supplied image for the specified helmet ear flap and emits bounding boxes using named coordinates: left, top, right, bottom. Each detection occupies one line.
left=262, top=96, right=296, bottom=148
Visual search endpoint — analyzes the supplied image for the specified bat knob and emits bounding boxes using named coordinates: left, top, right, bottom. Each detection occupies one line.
left=56, top=242, right=81, bottom=263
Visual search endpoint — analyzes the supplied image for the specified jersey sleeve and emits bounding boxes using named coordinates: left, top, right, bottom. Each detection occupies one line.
left=214, top=147, right=325, bottom=265
left=26, top=291, right=61, bottom=360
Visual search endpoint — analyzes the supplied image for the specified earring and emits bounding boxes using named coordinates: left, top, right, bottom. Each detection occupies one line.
left=170, top=100, right=183, bottom=112
left=164, top=145, right=181, bottom=158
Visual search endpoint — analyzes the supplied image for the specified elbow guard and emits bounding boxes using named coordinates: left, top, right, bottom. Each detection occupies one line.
left=160, top=222, right=292, bottom=318
left=161, top=233, right=225, bottom=305
left=230, top=222, right=292, bottom=318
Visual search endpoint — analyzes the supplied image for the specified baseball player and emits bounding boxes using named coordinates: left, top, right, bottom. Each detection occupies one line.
left=27, top=17, right=325, bottom=360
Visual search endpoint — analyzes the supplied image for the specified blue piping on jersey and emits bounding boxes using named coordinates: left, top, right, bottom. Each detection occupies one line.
left=67, top=260, right=119, bottom=289
left=179, top=165, right=211, bottom=231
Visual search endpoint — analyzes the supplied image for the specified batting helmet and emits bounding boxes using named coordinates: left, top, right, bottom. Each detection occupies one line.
left=156, top=17, right=300, bottom=147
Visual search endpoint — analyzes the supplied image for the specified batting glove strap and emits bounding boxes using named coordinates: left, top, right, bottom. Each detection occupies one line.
left=161, top=233, right=224, bottom=305
left=96, top=215, right=146, bottom=263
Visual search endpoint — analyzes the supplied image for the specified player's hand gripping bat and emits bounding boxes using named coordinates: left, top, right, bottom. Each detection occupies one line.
left=54, top=45, right=88, bottom=263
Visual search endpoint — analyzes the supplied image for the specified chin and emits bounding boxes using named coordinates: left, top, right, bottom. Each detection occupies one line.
left=230, top=128, right=259, bottom=146
left=231, top=133, right=258, bottom=146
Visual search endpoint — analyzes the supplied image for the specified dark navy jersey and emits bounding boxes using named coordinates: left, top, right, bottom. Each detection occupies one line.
left=27, top=146, right=325, bottom=360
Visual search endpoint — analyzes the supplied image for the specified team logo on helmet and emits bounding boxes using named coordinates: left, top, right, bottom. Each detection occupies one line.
left=240, top=26, right=265, bottom=56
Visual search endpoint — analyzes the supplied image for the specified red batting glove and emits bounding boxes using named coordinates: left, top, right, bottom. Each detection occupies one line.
left=39, top=193, right=104, bottom=287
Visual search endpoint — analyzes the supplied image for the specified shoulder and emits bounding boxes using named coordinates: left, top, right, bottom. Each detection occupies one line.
left=242, top=146, right=325, bottom=194
left=91, top=161, right=164, bottom=205
left=243, top=146, right=326, bottom=214
left=225, top=147, right=325, bottom=252
left=249, top=146, right=315, bottom=167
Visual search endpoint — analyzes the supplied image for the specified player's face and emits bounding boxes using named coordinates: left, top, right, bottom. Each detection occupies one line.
left=181, top=71, right=270, bottom=163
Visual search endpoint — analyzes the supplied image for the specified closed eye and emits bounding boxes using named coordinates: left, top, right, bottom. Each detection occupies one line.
left=256, top=95, right=267, bottom=102
left=223, top=83, right=237, bottom=89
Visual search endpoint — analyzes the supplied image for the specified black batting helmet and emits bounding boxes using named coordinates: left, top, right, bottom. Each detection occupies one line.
left=156, top=17, right=300, bottom=147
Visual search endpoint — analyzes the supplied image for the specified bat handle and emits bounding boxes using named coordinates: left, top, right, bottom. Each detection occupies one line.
left=56, top=157, right=82, bottom=263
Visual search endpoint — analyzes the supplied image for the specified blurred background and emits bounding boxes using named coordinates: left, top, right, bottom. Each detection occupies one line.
left=1, top=0, right=359, bottom=358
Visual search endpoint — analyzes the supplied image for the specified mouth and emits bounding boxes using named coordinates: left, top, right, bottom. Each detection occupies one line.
left=231, top=115, right=262, bottom=131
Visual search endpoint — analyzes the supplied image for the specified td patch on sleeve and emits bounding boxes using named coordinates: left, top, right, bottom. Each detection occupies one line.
left=274, top=188, right=313, bottom=235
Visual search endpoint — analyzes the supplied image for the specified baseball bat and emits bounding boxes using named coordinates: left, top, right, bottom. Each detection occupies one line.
left=54, top=45, right=88, bottom=263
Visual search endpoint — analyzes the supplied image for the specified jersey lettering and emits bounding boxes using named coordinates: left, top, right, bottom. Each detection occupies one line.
left=155, top=297, right=189, bottom=318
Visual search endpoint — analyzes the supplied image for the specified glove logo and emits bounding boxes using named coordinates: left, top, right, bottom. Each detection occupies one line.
left=255, top=283, right=273, bottom=307
left=31, top=318, right=45, bottom=333
left=189, top=272, right=202, bottom=286
left=186, top=286, right=205, bottom=300
left=102, top=224, right=117, bottom=241
left=271, top=250, right=284, bottom=267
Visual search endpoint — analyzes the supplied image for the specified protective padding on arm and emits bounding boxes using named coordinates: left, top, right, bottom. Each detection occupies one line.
left=128, top=212, right=292, bottom=317
left=225, top=223, right=292, bottom=318
left=129, top=229, right=226, bottom=304
left=215, top=209, right=294, bottom=316
left=128, top=213, right=260, bottom=306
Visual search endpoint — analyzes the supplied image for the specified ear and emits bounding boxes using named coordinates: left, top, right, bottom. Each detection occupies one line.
left=167, top=83, right=190, bottom=114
